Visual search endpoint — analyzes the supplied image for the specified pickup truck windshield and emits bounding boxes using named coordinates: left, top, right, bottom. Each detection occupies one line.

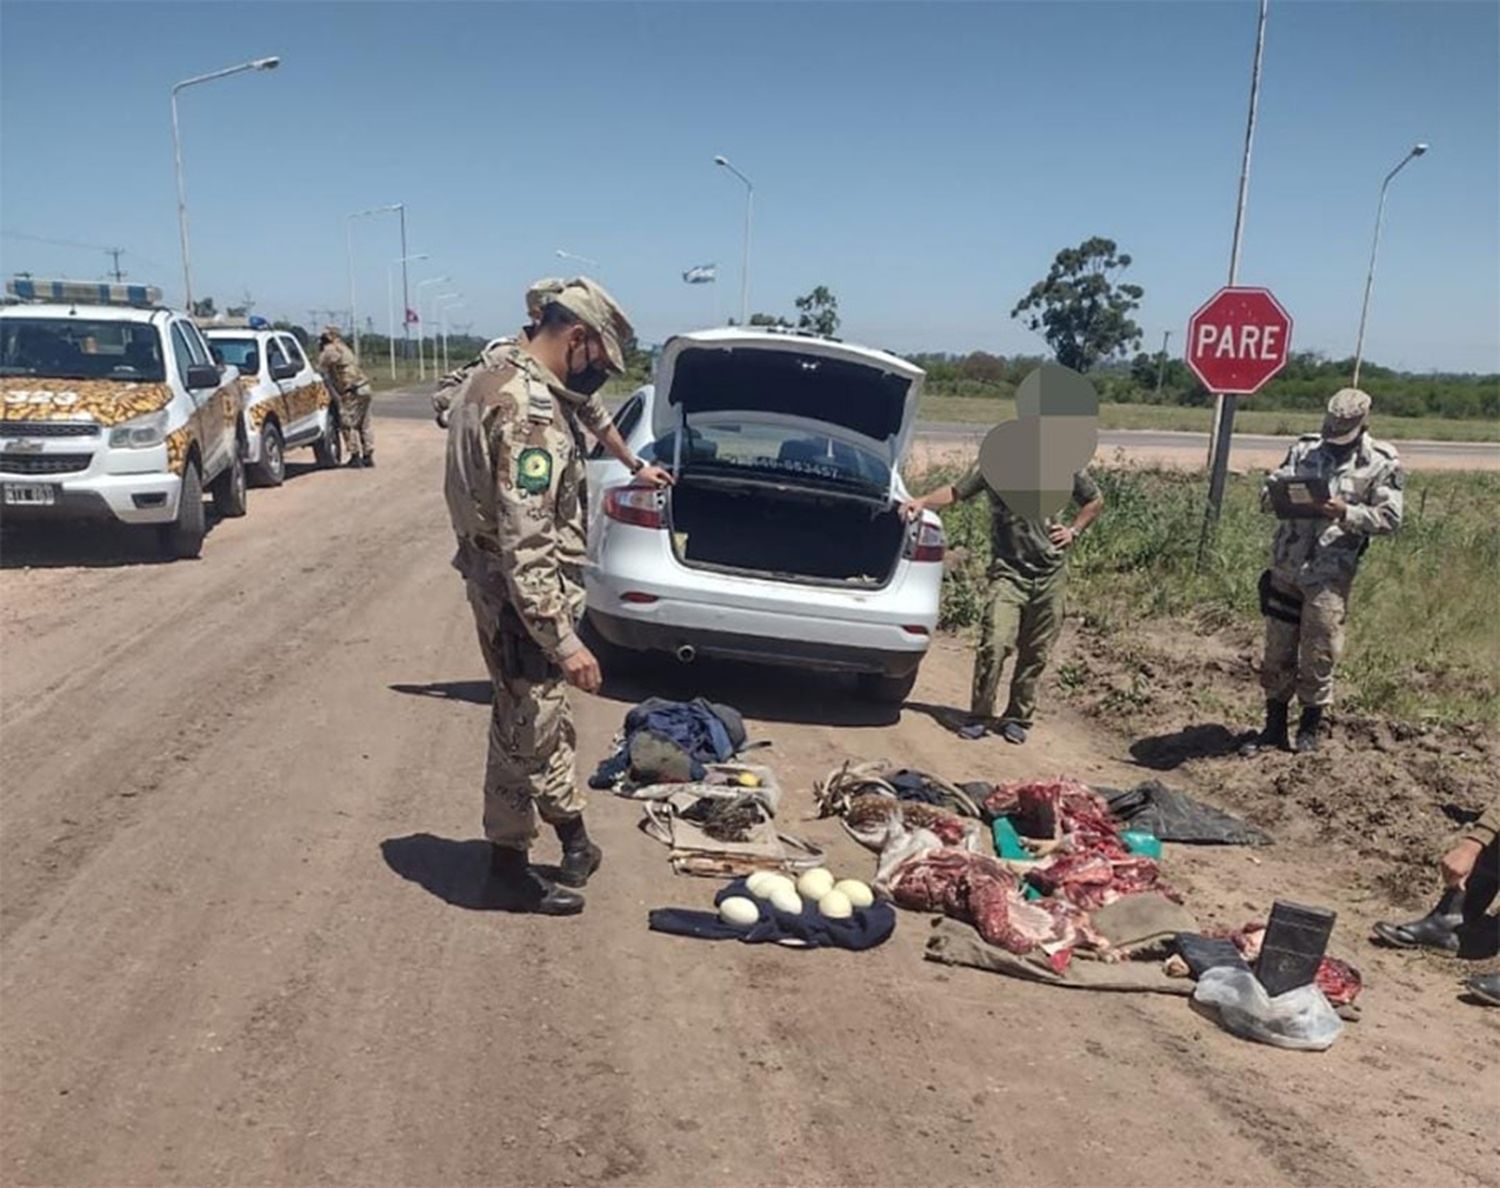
left=645, top=420, right=890, bottom=492
left=0, top=318, right=165, bottom=382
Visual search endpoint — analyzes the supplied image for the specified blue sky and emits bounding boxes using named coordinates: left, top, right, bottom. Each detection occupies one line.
left=2, top=1, right=1496, bottom=372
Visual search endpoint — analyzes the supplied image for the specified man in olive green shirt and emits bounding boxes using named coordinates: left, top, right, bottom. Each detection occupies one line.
left=904, top=468, right=1104, bottom=743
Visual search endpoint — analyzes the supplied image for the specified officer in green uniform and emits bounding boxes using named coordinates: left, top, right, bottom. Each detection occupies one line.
left=904, top=468, right=1104, bottom=742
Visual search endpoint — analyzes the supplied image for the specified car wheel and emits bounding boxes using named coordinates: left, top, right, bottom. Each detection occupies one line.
left=313, top=406, right=342, bottom=468
left=159, top=460, right=206, bottom=559
left=857, top=669, right=918, bottom=706
left=211, top=445, right=248, bottom=518
left=255, top=422, right=286, bottom=487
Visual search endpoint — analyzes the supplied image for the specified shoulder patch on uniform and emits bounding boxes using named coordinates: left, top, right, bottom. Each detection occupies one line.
left=525, top=376, right=554, bottom=422
left=517, top=447, right=553, bottom=494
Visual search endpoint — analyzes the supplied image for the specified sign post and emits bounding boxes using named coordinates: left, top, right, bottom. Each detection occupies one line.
left=1187, top=285, right=1293, bottom=537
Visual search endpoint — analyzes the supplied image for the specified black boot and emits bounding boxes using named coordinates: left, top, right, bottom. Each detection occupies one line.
left=345, top=454, right=365, bottom=469
left=364, top=452, right=375, bottom=468
left=488, top=845, right=584, bottom=915
left=1240, top=699, right=1291, bottom=756
left=1295, top=705, right=1324, bottom=753
left=554, top=816, right=602, bottom=888
left=1372, top=888, right=1464, bottom=953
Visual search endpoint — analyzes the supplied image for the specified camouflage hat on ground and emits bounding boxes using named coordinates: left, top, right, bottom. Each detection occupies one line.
left=1323, top=387, right=1371, bottom=445
left=552, top=276, right=634, bottom=373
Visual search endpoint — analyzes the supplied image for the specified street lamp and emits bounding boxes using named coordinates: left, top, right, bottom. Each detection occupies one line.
left=414, top=276, right=451, bottom=379
left=1352, top=142, right=1428, bottom=387
left=389, top=253, right=429, bottom=379
left=714, top=154, right=754, bottom=326
left=555, top=248, right=600, bottom=269
left=436, top=297, right=465, bottom=374
left=171, top=55, right=280, bottom=312
left=345, top=203, right=402, bottom=360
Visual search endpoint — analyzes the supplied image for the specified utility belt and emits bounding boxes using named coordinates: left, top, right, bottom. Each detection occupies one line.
left=1258, top=570, right=1303, bottom=625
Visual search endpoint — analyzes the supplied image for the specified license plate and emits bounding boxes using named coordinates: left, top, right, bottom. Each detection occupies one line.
left=3, top=483, right=57, bottom=506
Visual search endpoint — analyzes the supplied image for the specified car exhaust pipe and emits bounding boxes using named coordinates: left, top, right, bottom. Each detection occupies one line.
left=675, top=644, right=696, bottom=664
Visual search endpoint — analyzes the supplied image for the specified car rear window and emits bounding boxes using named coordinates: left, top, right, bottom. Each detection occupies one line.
left=1, top=318, right=165, bottom=382
left=210, top=337, right=260, bottom=374
left=646, top=420, right=890, bottom=491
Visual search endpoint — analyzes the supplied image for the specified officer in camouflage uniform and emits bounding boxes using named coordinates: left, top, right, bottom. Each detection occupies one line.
left=1243, top=388, right=1403, bottom=755
left=904, top=468, right=1104, bottom=743
left=432, top=279, right=565, bottom=427
left=444, top=278, right=671, bottom=914
left=317, top=325, right=376, bottom=468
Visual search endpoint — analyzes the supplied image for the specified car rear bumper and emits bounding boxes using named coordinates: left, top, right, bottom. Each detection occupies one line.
left=587, top=607, right=927, bottom=677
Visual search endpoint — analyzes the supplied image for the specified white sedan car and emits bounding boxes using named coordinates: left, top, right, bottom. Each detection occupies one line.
left=584, top=327, right=946, bottom=703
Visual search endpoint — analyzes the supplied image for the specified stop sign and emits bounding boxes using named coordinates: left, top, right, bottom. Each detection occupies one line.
left=1185, top=286, right=1292, bottom=395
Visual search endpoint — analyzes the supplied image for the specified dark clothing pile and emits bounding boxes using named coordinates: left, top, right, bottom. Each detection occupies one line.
left=590, top=698, right=747, bottom=789
left=648, top=879, right=896, bottom=951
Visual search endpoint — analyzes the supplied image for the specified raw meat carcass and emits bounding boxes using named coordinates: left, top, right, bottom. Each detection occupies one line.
left=841, top=793, right=984, bottom=852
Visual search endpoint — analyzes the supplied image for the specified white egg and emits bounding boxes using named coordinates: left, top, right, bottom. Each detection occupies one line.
left=744, top=871, right=777, bottom=896
left=834, top=879, right=874, bottom=909
left=753, top=873, right=796, bottom=902
left=818, top=889, right=854, bottom=919
left=718, top=896, right=761, bottom=927
left=796, top=868, right=836, bottom=901
left=767, top=885, right=803, bottom=915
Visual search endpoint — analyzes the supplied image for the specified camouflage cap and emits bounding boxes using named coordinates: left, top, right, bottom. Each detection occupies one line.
left=1323, top=387, right=1371, bottom=445
left=322, top=324, right=344, bottom=340
left=524, top=277, right=567, bottom=322
left=552, top=276, right=633, bottom=373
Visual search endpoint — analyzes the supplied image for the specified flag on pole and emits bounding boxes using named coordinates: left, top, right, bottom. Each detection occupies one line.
left=405, top=307, right=420, bottom=325
left=682, top=263, right=717, bottom=285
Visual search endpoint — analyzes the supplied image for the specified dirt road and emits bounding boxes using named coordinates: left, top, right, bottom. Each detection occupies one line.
left=1, top=419, right=1495, bottom=1188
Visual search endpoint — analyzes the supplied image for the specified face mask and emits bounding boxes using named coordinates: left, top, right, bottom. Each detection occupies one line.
left=566, top=337, right=610, bottom=396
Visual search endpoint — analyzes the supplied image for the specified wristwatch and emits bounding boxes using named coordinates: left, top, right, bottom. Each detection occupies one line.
left=627, top=457, right=645, bottom=475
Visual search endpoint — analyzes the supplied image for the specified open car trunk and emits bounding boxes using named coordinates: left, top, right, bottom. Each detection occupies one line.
left=669, top=474, right=906, bottom=588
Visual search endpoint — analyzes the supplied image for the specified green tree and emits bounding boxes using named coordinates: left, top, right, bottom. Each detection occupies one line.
left=794, top=285, right=840, bottom=336
left=190, top=296, right=217, bottom=319
left=1011, top=237, right=1144, bottom=372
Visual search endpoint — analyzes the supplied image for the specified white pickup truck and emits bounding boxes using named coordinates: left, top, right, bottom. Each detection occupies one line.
left=0, top=278, right=248, bottom=557
left=205, top=322, right=341, bottom=483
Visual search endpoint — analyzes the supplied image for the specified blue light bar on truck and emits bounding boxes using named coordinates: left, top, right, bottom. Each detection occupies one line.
left=5, top=278, right=164, bottom=308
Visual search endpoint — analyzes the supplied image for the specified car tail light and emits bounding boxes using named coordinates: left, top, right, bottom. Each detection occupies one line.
left=902, top=625, right=930, bottom=636
left=621, top=591, right=658, bottom=604
left=603, top=485, right=664, bottom=530
left=906, top=518, right=946, bottom=563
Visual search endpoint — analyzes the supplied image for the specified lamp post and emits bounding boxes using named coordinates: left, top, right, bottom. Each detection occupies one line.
left=713, top=155, right=754, bottom=326
left=414, top=276, right=451, bottom=380
left=1352, top=143, right=1428, bottom=387
left=345, top=203, right=401, bottom=360
left=436, top=297, right=465, bottom=374
left=388, top=253, right=429, bottom=380
left=171, top=55, right=281, bottom=312
left=555, top=248, right=600, bottom=269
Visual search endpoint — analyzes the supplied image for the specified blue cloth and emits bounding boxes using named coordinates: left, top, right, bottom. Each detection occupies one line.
left=647, top=879, right=897, bottom=951
left=590, top=698, right=743, bottom=789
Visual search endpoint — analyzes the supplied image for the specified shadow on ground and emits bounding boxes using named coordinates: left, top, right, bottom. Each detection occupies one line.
left=1129, top=723, right=1249, bottom=770
left=0, top=513, right=224, bottom=570
left=380, top=833, right=573, bottom=911
left=389, top=680, right=492, bottom=706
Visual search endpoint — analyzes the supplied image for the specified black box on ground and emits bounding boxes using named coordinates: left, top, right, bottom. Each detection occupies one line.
left=1255, top=900, right=1336, bottom=997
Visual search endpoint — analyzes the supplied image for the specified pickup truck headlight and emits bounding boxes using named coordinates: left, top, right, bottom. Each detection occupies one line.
left=108, top=409, right=169, bottom=449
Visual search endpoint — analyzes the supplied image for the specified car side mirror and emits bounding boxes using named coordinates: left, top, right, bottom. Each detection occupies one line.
left=185, top=363, right=221, bottom=390
left=270, top=361, right=299, bottom=381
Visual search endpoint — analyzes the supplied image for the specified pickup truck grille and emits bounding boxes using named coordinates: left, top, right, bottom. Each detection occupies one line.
left=0, top=421, right=100, bottom=438
left=0, top=453, right=93, bottom=475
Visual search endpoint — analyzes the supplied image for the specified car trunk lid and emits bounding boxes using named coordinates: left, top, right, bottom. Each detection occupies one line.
left=650, top=329, right=924, bottom=471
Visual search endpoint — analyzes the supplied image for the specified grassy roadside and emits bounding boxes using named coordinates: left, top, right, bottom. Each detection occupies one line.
left=914, top=464, right=1500, bottom=728
left=919, top=394, right=1500, bottom=442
